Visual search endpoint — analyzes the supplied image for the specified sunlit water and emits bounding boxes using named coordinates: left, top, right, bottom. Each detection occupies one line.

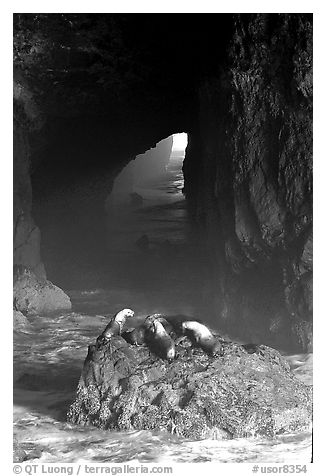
left=14, top=153, right=312, bottom=463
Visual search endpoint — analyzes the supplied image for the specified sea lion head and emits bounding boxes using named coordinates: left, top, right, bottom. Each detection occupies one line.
left=115, top=308, right=135, bottom=324
left=143, top=315, right=156, bottom=330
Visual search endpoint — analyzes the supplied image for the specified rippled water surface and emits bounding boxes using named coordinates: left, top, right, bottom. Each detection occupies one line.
left=14, top=153, right=312, bottom=463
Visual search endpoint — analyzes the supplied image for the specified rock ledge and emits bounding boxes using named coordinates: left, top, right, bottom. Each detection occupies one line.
left=14, top=266, right=71, bottom=316
left=67, top=335, right=312, bottom=439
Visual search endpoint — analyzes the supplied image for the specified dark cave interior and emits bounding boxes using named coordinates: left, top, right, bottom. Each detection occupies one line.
left=14, top=13, right=312, bottom=352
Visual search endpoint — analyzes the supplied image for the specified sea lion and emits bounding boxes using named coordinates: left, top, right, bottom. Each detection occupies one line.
left=144, top=315, right=175, bottom=361
left=163, top=314, right=204, bottom=335
left=144, top=313, right=174, bottom=335
left=156, top=316, right=174, bottom=335
left=122, top=314, right=173, bottom=346
left=97, top=308, right=134, bottom=344
left=122, top=326, right=146, bottom=346
left=181, top=320, right=221, bottom=356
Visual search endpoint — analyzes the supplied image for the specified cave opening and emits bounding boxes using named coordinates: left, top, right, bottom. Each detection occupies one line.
left=14, top=13, right=312, bottom=353
left=32, top=130, right=205, bottom=318
left=65, top=131, right=206, bottom=318
left=13, top=14, right=313, bottom=463
left=104, top=134, right=191, bottom=304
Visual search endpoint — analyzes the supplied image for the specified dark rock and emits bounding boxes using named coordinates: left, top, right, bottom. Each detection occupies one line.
left=13, top=266, right=71, bottom=315
left=14, top=71, right=46, bottom=281
left=242, top=343, right=262, bottom=354
left=13, top=435, right=27, bottom=463
left=182, top=14, right=312, bottom=351
left=67, top=335, right=312, bottom=439
left=122, top=327, right=146, bottom=346
left=13, top=435, right=42, bottom=462
left=13, top=310, right=30, bottom=331
left=25, top=449, right=42, bottom=460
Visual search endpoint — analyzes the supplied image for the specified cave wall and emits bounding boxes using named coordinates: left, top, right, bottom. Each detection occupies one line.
left=12, top=13, right=233, bottom=288
left=13, top=71, right=46, bottom=278
left=183, top=14, right=312, bottom=350
left=12, top=14, right=193, bottom=287
left=13, top=14, right=312, bottom=347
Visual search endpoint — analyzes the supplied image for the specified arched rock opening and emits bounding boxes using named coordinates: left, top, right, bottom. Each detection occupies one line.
left=14, top=13, right=312, bottom=351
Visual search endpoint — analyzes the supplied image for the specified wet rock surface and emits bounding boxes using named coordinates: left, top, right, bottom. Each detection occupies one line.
left=67, top=335, right=312, bottom=439
left=13, top=266, right=71, bottom=316
left=13, top=435, right=42, bottom=463
left=183, top=14, right=313, bottom=351
left=13, top=435, right=27, bottom=463
left=13, top=310, right=30, bottom=331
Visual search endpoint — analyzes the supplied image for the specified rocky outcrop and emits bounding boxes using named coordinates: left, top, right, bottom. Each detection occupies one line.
left=183, top=14, right=312, bottom=351
left=13, top=435, right=27, bottom=463
left=14, top=71, right=72, bottom=315
left=67, top=335, right=312, bottom=438
left=13, top=434, right=42, bottom=462
left=13, top=310, right=30, bottom=331
left=13, top=266, right=71, bottom=316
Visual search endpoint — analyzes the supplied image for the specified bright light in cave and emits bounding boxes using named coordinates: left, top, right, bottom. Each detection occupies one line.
left=172, top=133, right=188, bottom=152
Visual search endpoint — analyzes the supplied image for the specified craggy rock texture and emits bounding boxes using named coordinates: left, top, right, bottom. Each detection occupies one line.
left=13, top=310, right=30, bottom=331
left=13, top=266, right=71, bottom=316
left=13, top=435, right=27, bottom=463
left=183, top=14, right=312, bottom=351
left=13, top=434, right=42, bottom=463
left=67, top=335, right=312, bottom=438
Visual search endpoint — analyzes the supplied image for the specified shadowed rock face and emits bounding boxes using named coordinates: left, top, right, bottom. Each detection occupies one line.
left=13, top=310, right=30, bottom=331
left=183, top=14, right=312, bottom=350
left=67, top=335, right=312, bottom=439
left=14, top=84, right=45, bottom=280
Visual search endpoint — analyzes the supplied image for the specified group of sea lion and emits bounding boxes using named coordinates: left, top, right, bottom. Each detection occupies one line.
left=96, top=308, right=221, bottom=361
